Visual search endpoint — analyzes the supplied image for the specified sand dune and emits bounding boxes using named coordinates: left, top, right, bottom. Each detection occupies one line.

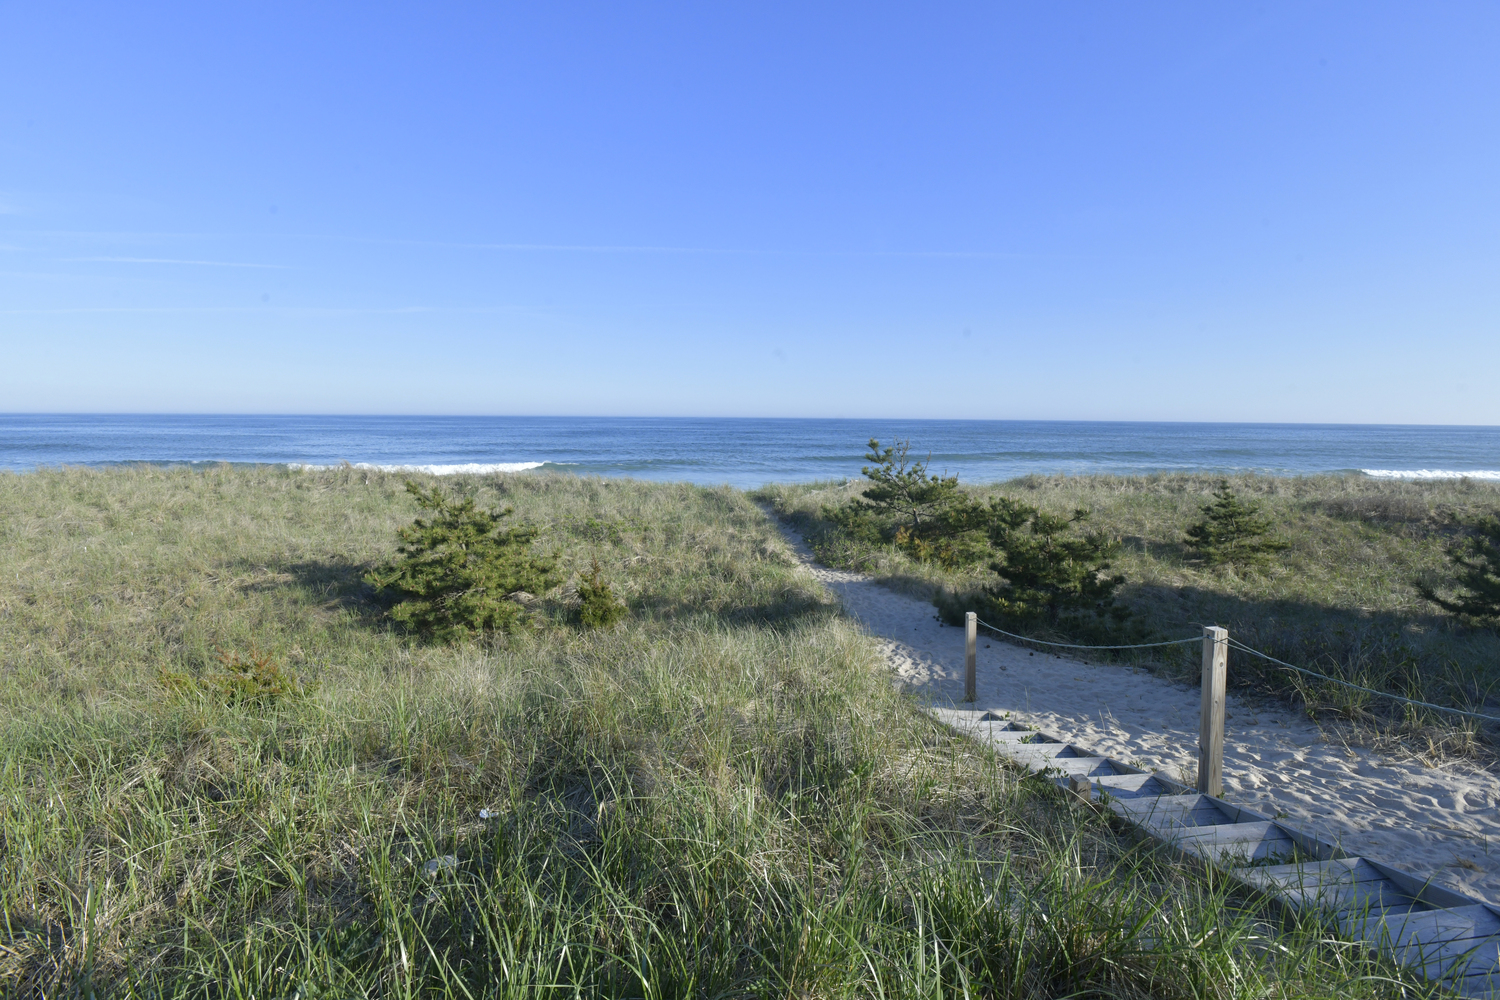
left=773, top=518, right=1500, bottom=901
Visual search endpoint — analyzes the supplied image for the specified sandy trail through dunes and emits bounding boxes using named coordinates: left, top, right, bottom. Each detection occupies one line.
left=772, top=516, right=1500, bottom=901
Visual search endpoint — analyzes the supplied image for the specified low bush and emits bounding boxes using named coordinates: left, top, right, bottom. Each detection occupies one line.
left=823, top=439, right=988, bottom=567
left=577, top=557, right=627, bottom=629
left=365, top=480, right=560, bottom=640
left=1185, top=479, right=1289, bottom=569
left=935, top=498, right=1128, bottom=641
left=815, top=441, right=1128, bottom=636
left=981, top=499, right=1127, bottom=625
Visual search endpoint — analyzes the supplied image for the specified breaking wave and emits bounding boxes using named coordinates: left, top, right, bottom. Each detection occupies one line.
left=290, top=461, right=546, bottom=475
left=1361, top=469, right=1500, bottom=481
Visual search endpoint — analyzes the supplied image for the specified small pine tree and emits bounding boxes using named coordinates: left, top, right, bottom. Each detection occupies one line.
left=1417, top=514, right=1500, bottom=627
left=983, top=498, right=1125, bottom=624
left=365, top=481, right=560, bottom=640
left=854, top=438, right=966, bottom=538
left=826, top=438, right=988, bottom=565
left=577, top=558, right=626, bottom=629
left=1184, top=480, right=1289, bottom=569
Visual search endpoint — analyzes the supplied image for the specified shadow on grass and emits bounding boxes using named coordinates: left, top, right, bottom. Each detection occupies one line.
left=230, top=557, right=387, bottom=619
left=1121, top=535, right=1196, bottom=565
left=230, top=554, right=847, bottom=638
left=1125, top=582, right=1500, bottom=710
left=631, top=587, right=843, bottom=630
left=947, top=578, right=1500, bottom=720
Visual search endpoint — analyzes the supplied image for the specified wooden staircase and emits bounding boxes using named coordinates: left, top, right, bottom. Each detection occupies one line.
left=934, top=706, right=1500, bottom=997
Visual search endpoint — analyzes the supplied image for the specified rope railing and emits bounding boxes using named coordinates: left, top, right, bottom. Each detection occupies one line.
left=970, top=616, right=1500, bottom=725
left=957, top=611, right=1498, bottom=807
left=1225, top=638, right=1500, bottom=725
left=973, top=617, right=1200, bottom=651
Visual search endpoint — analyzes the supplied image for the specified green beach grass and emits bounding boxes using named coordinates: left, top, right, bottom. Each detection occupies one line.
left=0, top=465, right=1446, bottom=997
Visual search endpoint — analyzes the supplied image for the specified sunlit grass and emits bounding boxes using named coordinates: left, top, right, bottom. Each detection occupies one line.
left=0, top=465, right=1437, bottom=996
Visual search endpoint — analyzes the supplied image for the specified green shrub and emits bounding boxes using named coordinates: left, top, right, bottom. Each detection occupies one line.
left=938, top=498, right=1127, bottom=635
left=577, top=558, right=627, bottom=629
left=1184, top=480, right=1289, bottom=569
left=981, top=498, right=1126, bottom=626
left=818, top=496, right=886, bottom=547
left=365, top=481, right=560, bottom=640
left=823, top=439, right=989, bottom=567
left=1418, top=513, right=1500, bottom=626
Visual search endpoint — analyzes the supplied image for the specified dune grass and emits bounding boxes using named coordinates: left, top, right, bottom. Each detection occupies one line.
left=754, top=473, right=1500, bottom=749
left=0, top=465, right=1444, bottom=997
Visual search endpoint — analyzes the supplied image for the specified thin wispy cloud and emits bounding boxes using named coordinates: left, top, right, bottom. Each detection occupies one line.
left=292, top=234, right=1053, bottom=259
left=0, top=305, right=525, bottom=316
left=62, top=256, right=287, bottom=269
left=467, top=243, right=1041, bottom=259
left=14, top=229, right=1051, bottom=260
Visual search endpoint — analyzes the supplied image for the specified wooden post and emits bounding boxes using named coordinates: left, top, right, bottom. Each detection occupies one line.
left=1198, top=625, right=1228, bottom=797
left=964, top=612, right=977, bottom=703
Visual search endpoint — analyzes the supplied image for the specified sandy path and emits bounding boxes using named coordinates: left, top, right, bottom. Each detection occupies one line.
left=773, top=516, right=1500, bottom=901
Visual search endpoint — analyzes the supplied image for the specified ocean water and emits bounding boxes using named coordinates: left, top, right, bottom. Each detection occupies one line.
left=2, top=414, right=1498, bottom=489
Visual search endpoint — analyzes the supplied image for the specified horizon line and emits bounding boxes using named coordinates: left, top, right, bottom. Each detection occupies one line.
left=1, top=412, right=1496, bottom=430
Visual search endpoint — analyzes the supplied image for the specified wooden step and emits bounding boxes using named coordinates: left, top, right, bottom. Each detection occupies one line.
left=1168, top=820, right=1302, bottom=865
left=985, top=730, right=1064, bottom=745
left=1112, top=792, right=1241, bottom=830
left=1087, top=772, right=1192, bottom=799
left=930, top=703, right=1500, bottom=995
left=994, top=742, right=1095, bottom=761
left=1357, top=905, right=1500, bottom=983
left=1451, top=964, right=1500, bottom=999
left=1244, top=858, right=1476, bottom=913
left=1037, top=756, right=1126, bottom=778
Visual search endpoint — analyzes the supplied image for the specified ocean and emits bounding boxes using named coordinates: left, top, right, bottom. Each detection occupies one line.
left=2, top=414, right=1498, bottom=489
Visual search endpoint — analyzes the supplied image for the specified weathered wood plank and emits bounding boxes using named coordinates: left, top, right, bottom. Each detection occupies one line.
left=965, top=611, right=977, bottom=703
left=1242, top=858, right=1387, bottom=893
left=992, top=743, right=1084, bottom=761
left=1039, top=757, right=1119, bottom=777
left=1407, top=939, right=1500, bottom=983
left=1089, top=773, right=1186, bottom=799
left=1198, top=626, right=1228, bottom=797
left=1451, top=968, right=1500, bottom=998
left=1167, top=821, right=1300, bottom=864
left=1353, top=903, right=1500, bottom=949
left=1334, top=902, right=1500, bottom=986
left=1112, top=793, right=1237, bottom=830
left=1356, top=858, right=1483, bottom=909
left=1298, top=881, right=1427, bottom=916
left=981, top=731, right=1060, bottom=744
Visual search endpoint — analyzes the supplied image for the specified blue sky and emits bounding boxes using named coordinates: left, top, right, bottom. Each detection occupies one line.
left=2, top=3, right=1497, bottom=423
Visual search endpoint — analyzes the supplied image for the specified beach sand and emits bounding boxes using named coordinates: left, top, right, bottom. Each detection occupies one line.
left=772, top=516, right=1500, bottom=901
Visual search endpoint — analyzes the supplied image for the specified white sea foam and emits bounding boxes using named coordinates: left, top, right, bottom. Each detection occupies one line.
left=289, top=461, right=545, bottom=475
left=1361, top=469, right=1500, bottom=481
